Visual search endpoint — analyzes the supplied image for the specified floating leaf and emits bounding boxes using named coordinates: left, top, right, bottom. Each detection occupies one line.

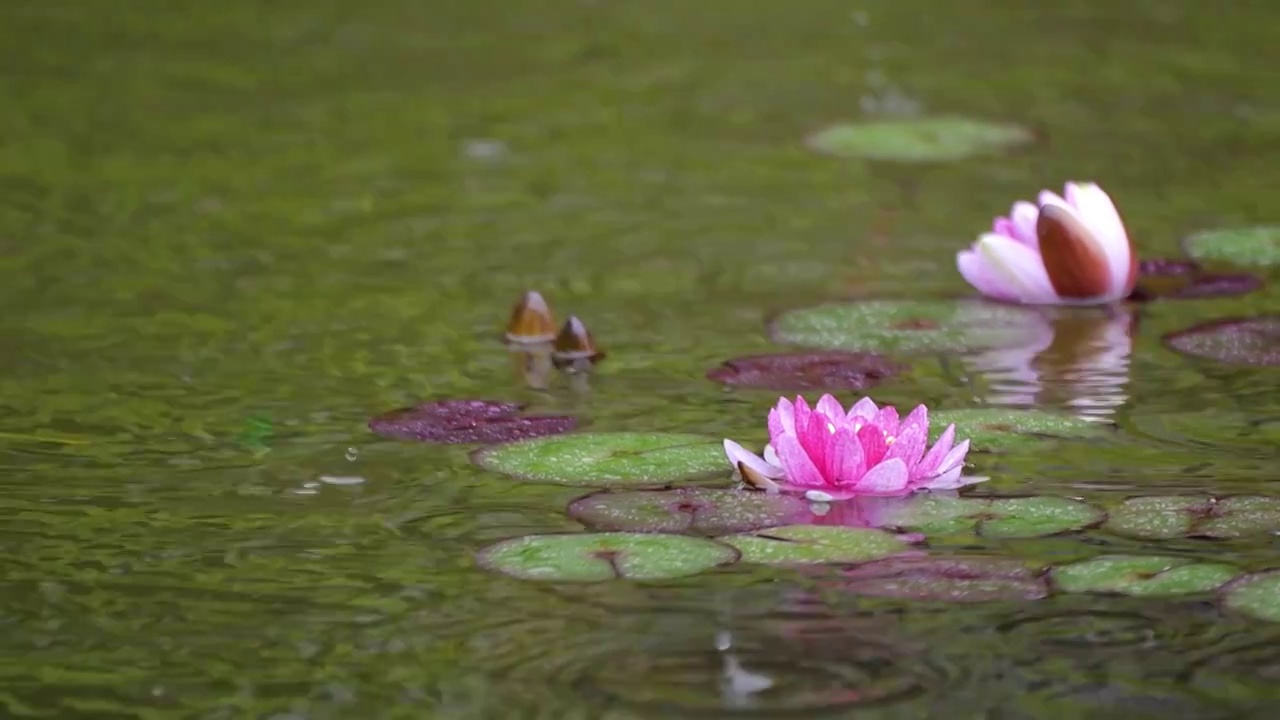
left=1183, top=226, right=1280, bottom=268
left=567, top=488, right=812, bottom=535
left=1130, top=410, right=1280, bottom=456
left=705, top=351, right=902, bottom=391
left=1131, top=258, right=1262, bottom=301
left=866, top=494, right=1104, bottom=539
left=471, top=432, right=726, bottom=487
left=930, top=408, right=1106, bottom=451
left=1163, top=316, right=1280, bottom=366
left=476, top=532, right=739, bottom=582
left=769, top=300, right=1045, bottom=355
left=369, top=399, right=575, bottom=444
left=1104, top=495, right=1280, bottom=540
left=724, top=525, right=917, bottom=565
left=806, top=117, right=1033, bottom=162
left=842, top=556, right=1049, bottom=602
left=1052, top=555, right=1239, bottom=597
left=1220, top=570, right=1280, bottom=623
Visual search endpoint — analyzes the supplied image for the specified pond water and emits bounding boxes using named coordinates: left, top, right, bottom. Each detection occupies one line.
left=3, top=0, right=1280, bottom=717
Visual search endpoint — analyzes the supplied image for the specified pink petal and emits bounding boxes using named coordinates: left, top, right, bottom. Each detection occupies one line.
left=917, top=467, right=987, bottom=491
left=852, top=458, right=911, bottom=495
left=768, top=398, right=796, bottom=438
left=723, top=438, right=785, bottom=479
left=872, top=406, right=899, bottom=435
left=857, top=424, right=889, bottom=467
left=900, top=404, right=928, bottom=437
left=916, top=424, right=955, bottom=477
left=815, top=394, right=847, bottom=427
left=958, top=249, right=1019, bottom=302
left=885, top=423, right=927, bottom=474
left=846, top=397, right=879, bottom=424
left=974, top=233, right=1060, bottom=305
left=774, top=433, right=826, bottom=488
left=1010, top=201, right=1040, bottom=246
left=1038, top=189, right=1068, bottom=209
left=935, top=438, right=971, bottom=475
left=830, top=426, right=865, bottom=483
left=798, top=406, right=833, bottom=477
left=792, top=396, right=813, bottom=438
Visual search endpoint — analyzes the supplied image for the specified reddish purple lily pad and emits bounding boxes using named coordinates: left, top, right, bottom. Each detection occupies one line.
left=1130, top=259, right=1262, bottom=301
left=567, top=488, right=812, bottom=535
left=1162, top=316, right=1280, bottom=366
left=841, top=556, right=1050, bottom=602
left=369, top=399, right=576, bottom=444
left=706, top=352, right=903, bottom=391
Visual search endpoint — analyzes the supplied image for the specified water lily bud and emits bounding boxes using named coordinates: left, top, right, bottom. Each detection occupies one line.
left=552, top=316, right=604, bottom=370
left=505, top=291, right=556, bottom=344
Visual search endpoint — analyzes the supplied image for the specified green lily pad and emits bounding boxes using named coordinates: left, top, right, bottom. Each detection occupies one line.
left=1052, top=555, right=1240, bottom=597
left=471, top=432, right=726, bottom=487
left=1130, top=410, right=1280, bottom=455
left=930, top=408, right=1107, bottom=451
left=769, top=300, right=1046, bottom=355
left=723, top=525, right=918, bottom=565
left=1104, top=495, right=1280, bottom=540
left=1220, top=570, right=1280, bottom=623
left=476, top=532, right=739, bottom=582
left=870, top=494, right=1104, bottom=539
left=566, top=488, right=812, bottom=535
left=805, top=117, right=1034, bottom=162
left=1183, top=226, right=1280, bottom=268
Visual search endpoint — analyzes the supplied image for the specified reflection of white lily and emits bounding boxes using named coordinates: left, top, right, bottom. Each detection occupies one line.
left=715, top=631, right=773, bottom=709
left=964, top=307, right=1135, bottom=422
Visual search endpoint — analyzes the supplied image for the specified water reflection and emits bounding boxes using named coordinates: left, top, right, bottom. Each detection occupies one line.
left=966, top=307, right=1136, bottom=422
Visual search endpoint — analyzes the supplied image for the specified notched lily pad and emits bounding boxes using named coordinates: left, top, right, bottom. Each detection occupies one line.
left=476, top=532, right=739, bottom=582
left=567, top=488, right=812, bottom=535
left=1104, top=495, right=1280, bottom=540
left=705, top=351, right=903, bottom=391
left=769, top=300, right=1045, bottom=355
left=1163, top=316, right=1280, bottom=366
left=1183, top=226, right=1280, bottom=268
left=1220, top=570, right=1280, bottom=623
left=723, top=525, right=918, bottom=565
left=930, top=408, right=1107, bottom=451
left=1052, top=555, right=1239, bottom=597
left=471, top=432, right=726, bottom=487
left=369, top=399, right=576, bottom=444
left=868, top=494, right=1104, bottom=539
left=806, top=117, right=1034, bottom=162
left=1131, top=258, right=1262, bottom=301
left=842, top=556, right=1049, bottom=602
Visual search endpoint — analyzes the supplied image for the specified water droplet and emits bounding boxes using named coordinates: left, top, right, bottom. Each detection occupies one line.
left=319, top=475, right=366, bottom=486
left=345, top=447, right=359, bottom=461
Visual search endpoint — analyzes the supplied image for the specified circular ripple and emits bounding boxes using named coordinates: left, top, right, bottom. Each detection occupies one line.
left=997, top=609, right=1168, bottom=651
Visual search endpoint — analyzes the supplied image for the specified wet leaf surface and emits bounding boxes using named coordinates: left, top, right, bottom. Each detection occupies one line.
left=805, top=117, right=1033, bottom=162
left=1131, top=258, right=1262, bottom=301
left=368, top=399, right=576, bottom=444
left=1104, top=495, right=1280, bottom=540
left=476, top=532, right=740, bottom=582
left=769, top=300, right=1046, bottom=355
left=866, top=494, right=1104, bottom=539
left=929, top=408, right=1107, bottom=451
left=567, top=487, right=812, bottom=535
left=705, top=351, right=903, bottom=391
left=471, top=432, right=726, bottom=487
left=1183, top=226, right=1280, bottom=268
left=1052, top=555, right=1239, bottom=596
left=1163, top=316, right=1280, bottom=366
left=841, top=556, right=1050, bottom=602
left=723, top=525, right=918, bottom=565
left=1220, top=570, right=1280, bottom=623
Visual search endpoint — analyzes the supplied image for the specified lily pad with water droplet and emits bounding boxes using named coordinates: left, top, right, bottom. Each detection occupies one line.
left=805, top=117, right=1034, bottom=162
left=1104, top=495, right=1280, bottom=540
left=476, top=532, right=739, bottom=582
left=1051, top=555, right=1240, bottom=597
left=868, top=494, right=1104, bottom=539
left=769, top=300, right=1045, bottom=355
left=842, top=556, right=1049, bottom=602
left=369, top=399, right=576, bottom=444
left=930, top=408, right=1107, bottom=451
left=471, top=432, right=726, bottom=488
left=1163, top=316, right=1280, bottom=366
left=567, top=488, right=812, bottom=535
left=1220, top=570, right=1280, bottom=623
left=1183, top=226, right=1280, bottom=268
left=706, top=351, right=903, bottom=392
left=724, top=525, right=918, bottom=565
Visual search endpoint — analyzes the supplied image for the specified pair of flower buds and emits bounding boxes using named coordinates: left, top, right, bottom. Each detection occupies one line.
left=505, top=291, right=604, bottom=370
left=958, top=182, right=1137, bottom=305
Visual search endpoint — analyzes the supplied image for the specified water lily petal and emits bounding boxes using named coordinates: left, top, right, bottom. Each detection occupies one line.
left=1037, top=201, right=1114, bottom=301
left=774, top=433, right=826, bottom=488
left=1010, top=201, right=1040, bottom=246
left=936, top=438, right=971, bottom=475
left=873, top=406, right=900, bottom=436
left=900, top=404, right=928, bottom=438
left=831, top=426, right=866, bottom=483
left=846, top=397, right=879, bottom=424
left=975, top=233, right=1060, bottom=304
left=1065, top=182, right=1134, bottom=296
left=916, top=423, right=955, bottom=476
left=723, top=439, right=784, bottom=479
left=763, top=444, right=781, bottom=467
left=885, top=422, right=927, bottom=472
left=854, top=458, right=911, bottom=495
left=857, top=424, right=889, bottom=467
left=815, top=394, right=847, bottom=427
left=769, top=398, right=796, bottom=439
left=958, top=250, right=1020, bottom=302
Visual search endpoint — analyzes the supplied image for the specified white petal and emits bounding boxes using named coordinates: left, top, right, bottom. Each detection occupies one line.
left=975, top=234, right=1059, bottom=304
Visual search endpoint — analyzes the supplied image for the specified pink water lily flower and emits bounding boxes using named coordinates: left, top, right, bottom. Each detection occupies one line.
left=723, top=395, right=981, bottom=501
left=957, top=181, right=1138, bottom=306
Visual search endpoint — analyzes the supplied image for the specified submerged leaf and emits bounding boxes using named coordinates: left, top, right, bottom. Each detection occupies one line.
left=723, top=525, right=918, bottom=565
left=1052, top=555, right=1239, bottom=597
left=369, top=399, right=575, bottom=444
left=476, top=532, right=739, bottom=582
left=1220, top=570, right=1280, bottom=623
left=842, top=556, right=1049, bottom=602
left=471, top=432, right=726, bottom=487
left=1163, top=316, right=1280, bottom=366
left=567, top=488, right=811, bottom=535
left=706, top=351, right=903, bottom=391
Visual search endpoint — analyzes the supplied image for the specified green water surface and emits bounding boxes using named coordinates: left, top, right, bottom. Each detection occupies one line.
left=3, top=0, right=1280, bottom=717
